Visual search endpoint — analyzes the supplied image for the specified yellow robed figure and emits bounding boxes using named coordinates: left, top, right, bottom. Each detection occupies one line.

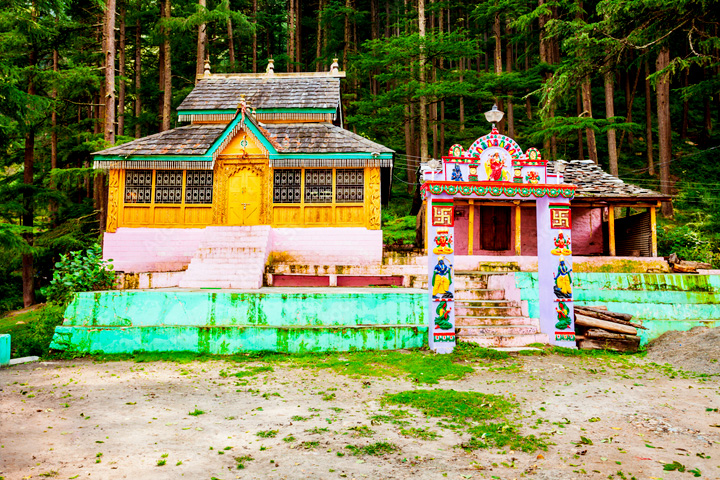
left=432, top=256, right=453, bottom=299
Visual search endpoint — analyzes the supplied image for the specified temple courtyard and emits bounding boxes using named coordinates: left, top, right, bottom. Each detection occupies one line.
left=1, top=347, right=718, bottom=480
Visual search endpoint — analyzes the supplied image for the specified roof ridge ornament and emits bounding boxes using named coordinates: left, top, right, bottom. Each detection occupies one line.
left=266, top=58, right=275, bottom=76
left=330, top=58, right=339, bottom=75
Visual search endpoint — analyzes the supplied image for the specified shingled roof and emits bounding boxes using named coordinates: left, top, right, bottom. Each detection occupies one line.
left=261, top=123, right=394, bottom=154
left=177, top=77, right=341, bottom=111
left=94, top=124, right=226, bottom=156
left=549, top=160, right=668, bottom=200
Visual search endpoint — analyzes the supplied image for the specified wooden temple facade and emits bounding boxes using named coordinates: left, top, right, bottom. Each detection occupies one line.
left=93, top=62, right=393, bottom=279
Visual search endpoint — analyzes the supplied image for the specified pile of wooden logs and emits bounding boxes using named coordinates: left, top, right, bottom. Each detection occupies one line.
left=574, top=306, right=646, bottom=352
left=668, top=253, right=712, bottom=273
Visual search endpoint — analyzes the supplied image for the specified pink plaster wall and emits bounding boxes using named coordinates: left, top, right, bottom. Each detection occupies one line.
left=103, top=227, right=206, bottom=273
left=453, top=206, right=603, bottom=256
left=270, top=228, right=383, bottom=265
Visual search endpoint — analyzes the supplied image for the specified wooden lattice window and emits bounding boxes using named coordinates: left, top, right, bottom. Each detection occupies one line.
left=336, top=169, right=364, bottom=203
left=304, top=169, right=333, bottom=203
left=124, top=170, right=153, bottom=204
left=273, top=169, right=301, bottom=203
left=185, top=170, right=213, bottom=204
left=154, top=170, right=183, bottom=204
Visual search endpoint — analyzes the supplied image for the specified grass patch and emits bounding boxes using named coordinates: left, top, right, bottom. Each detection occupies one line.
left=227, top=365, right=275, bottom=379
left=384, top=389, right=547, bottom=452
left=346, top=441, right=400, bottom=456
left=274, top=350, right=474, bottom=384
left=1, top=304, right=65, bottom=358
left=399, top=427, right=441, bottom=440
left=347, top=425, right=375, bottom=437
left=188, top=408, right=205, bottom=416
left=234, top=455, right=254, bottom=469
left=299, top=441, right=320, bottom=450
left=256, top=429, right=278, bottom=438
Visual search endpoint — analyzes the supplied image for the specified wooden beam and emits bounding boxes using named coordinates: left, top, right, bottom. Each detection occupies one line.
left=575, top=314, right=636, bottom=335
left=650, top=206, right=658, bottom=257
left=608, top=206, right=616, bottom=256
left=514, top=203, right=521, bottom=256
left=468, top=199, right=474, bottom=255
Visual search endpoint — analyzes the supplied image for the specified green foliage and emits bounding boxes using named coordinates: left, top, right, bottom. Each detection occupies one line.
left=10, top=304, right=65, bottom=358
left=46, top=244, right=115, bottom=305
left=384, top=389, right=547, bottom=452
left=345, top=441, right=399, bottom=456
left=382, top=215, right=416, bottom=246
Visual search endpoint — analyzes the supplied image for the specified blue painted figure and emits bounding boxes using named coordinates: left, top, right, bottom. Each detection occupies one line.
left=451, top=163, right=464, bottom=182
left=553, top=255, right=572, bottom=299
left=432, top=257, right=453, bottom=300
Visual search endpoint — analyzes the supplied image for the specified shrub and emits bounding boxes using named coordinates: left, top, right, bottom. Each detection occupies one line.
left=12, top=304, right=65, bottom=357
left=46, top=244, right=115, bottom=305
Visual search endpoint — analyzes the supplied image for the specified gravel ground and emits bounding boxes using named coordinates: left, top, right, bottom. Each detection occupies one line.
left=1, top=353, right=719, bottom=480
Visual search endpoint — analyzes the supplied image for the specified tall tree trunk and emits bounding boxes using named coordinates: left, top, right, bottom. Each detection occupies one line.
left=680, top=69, right=689, bottom=139
left=645, top=61, right=654, bottom=175
left=287, top=0, right=295, bottom=70
left=582, top=79, right=598, bottom=163
left=252, top=0, right=257, bottom=72
left=315, top=0, right=324, bottom=71
left=343, top=0, right=351, bottom=69
left=418, top=0, right=428, bottom=163
left=624, top=66, right=634, bottom=145
left=656, top=47, right=673, bottom=217
left=23, top=49, right=37, bottom=308
left=525, top=41, right=532, bottom=119
left=505, top=18, right=514, bottom=138
left=161, top=0, right=171, bottom=132
left=196, top=0, right=206, bottom=78
left=227, top=18, right=235, bottom=70
left=440, top=100, right=445, bottom=155
left=134, top=7, right=142, bottom=137
left=104, top=0, right=116, bottom=144
left=576, top=88, right=584, bottom=160
left=295, top=0, right=301, bottom=72
left=604, top=69, right=618, bottom=176
left=50, top=43, right=58, bottom=223
left=118, top=2, right=126, bottom=137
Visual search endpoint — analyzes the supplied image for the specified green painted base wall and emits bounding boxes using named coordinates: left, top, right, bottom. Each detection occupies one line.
left=51, top=289, right=427, bottom=354
left=516, top=273, right=720, bottom=344
left=0, top=334, right=9, bottom=365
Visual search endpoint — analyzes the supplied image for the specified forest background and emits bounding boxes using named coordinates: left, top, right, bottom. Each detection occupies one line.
left=1, top=0, right=719, bottom=313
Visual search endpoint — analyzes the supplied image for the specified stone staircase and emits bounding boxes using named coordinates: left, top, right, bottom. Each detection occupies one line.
left=179, top=225, right=272, bottom=289
left=414, top=271, right=548, bottom=348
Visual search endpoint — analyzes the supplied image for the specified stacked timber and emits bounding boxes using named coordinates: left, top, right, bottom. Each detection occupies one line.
left=668, top=253, right=712, bottom=273
left=574, top=306, right=646, bottom=352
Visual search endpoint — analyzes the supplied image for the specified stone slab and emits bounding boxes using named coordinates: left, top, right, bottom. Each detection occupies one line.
left=0, top=334, right=9, bottom=366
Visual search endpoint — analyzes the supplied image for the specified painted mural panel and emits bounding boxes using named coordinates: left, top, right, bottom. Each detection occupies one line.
left=428, top=198, right=456, bottom=354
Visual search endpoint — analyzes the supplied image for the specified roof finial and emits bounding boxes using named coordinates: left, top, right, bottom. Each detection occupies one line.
left=203, top=56, right=211, bottom=77
left=266, top=58, right=275, bottom=76
left=330, top=58, right=339, bottom=75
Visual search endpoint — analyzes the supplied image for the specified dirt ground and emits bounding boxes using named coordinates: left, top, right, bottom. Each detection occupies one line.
left=1, top=352, right=719, bottom=480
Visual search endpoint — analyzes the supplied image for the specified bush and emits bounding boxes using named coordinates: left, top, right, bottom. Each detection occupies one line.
left=657, top=223, right=720, bottom=267
left=12, top=304, right=65, bottom=357
left=46, top=244, right=115, bottom=305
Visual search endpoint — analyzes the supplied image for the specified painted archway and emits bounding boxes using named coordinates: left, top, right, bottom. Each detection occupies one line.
left=422, top=130, right=577, bottom=353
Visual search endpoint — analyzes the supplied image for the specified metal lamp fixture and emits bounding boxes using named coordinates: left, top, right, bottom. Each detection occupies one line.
left=484, top=104, right=504, bottom=128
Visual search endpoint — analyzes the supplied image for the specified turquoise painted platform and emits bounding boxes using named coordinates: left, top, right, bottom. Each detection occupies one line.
left=0, top=334, right=9, bottom=366
left=516, top=273, right=720, bottom=343
left=51, top=288, right=427, bottom=354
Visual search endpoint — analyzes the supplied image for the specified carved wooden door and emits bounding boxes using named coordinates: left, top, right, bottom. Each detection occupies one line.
left=228, top=168, right=262, bottom=225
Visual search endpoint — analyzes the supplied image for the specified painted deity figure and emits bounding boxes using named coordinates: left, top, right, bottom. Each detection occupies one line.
left=434, top=301, right=453, bottom=330
left=469, top=165, right=479, bottom=182
left=551, top=232, right=572, bottom=256
left=432, top=256, right=454, bottom=300
left=433, top=228, right=454, bottom=254
left=451, top=163, right=464, bottom=182
left=553, top=255, right=572, bottom=299
left=555, top=301, right=571, bottom=330
left=485, top=152, right=506, bottom=181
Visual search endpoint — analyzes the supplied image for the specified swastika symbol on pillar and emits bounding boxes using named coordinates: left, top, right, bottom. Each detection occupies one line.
left=432, top=205, right=454, bottom=226
left=550, top=207, right=571, bottom=229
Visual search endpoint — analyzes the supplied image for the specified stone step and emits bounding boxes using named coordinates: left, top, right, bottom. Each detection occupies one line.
left=179, top=279, right=263, bottom=289
left=193, top=255, right=265, bottom=262
left=459, top=333, right=548, bottom=348
left=455, top=305, right=523, bottom=317
left=454, top=300, right=516, bottom=307
left=456, top=324, right=539, bottom=336
left=454, top=289, right=505, bottom=300
left=455, top=316, right=538, bottom=327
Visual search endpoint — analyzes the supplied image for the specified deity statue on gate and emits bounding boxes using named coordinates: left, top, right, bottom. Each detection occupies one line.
left=553, top=255, right=573, bottom=299
left=433, top=228, right=454, bottom=254
left=432, top=256, right=454, bottom=300
left=451, top=163, right=464, bottom=182
left=551, top=232, right=572, bottom=256
left=434, top=300, right=453, bottom=330
left=485, top=151, right=508, bottom=181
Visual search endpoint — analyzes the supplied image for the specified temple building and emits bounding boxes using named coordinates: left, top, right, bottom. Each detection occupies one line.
left=94, top=61, right=393, bottom=287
